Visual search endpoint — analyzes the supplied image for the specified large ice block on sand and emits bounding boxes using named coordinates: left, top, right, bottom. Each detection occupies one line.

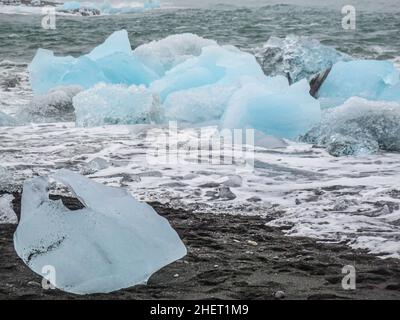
left=318, top=60, right=400, bottom=108
left=29, top=30, right=158, bottom=94
left=134, top=34, right=217, bottom=76
left=13, top=169, right=187, bottom=295
left=221, top=77, right=321, bottom=139
left=301, top=97, right=400, bottom=156
left=255, top=35, right=350, bottom=83
left=73, top=83, right=161, bottom=127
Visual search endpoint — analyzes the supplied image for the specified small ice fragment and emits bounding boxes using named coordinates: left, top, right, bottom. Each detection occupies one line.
left=14, top=169, right=187, bottom=295
left=0, top=194, right=17, bottom=224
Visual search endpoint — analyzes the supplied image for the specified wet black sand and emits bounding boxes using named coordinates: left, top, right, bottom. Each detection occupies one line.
left=1, top=194, right=400, bottom=300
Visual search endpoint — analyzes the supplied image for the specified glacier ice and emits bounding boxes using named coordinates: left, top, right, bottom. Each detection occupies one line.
left=221, top=77, right=321, bottom=139
left=318, top=60, right=400, bottom=108
left=133, top=33, right=217, bottom=77
left=13, top=169, right=187, bottom=295
left=73, top=83, right=162, bottom=127
left=18, top=85, right=83, bottom=123
left=301, top=97, right=400, bottom=156
left=254, top=35, right=350, bottom=83
left=28, top=30, right=158, bottom=94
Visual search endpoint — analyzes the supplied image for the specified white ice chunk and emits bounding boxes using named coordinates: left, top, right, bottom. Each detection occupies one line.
left=134, top=33, right=217, bottom=76
left=318, top=60, right=400, bottom=108
left=0, top=194, right=17, bottom=224
left=73, top=83, right=162, bottom=127
left=14, top=169, right=187, bottom=295
left=221, top=77, right=321, bottom=139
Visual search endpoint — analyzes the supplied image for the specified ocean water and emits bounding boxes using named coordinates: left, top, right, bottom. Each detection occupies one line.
left=1, top=1, right=400, bottom=258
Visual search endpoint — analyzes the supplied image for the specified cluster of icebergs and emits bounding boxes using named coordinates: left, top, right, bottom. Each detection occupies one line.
left=4, top=30, right=400, bottom=155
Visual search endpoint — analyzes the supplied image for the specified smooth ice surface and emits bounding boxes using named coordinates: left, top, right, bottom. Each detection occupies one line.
left=301, top=97, right=400, bottom=156
left=13, top=169, right=187, bottom=295
left=0, top=194, right=17, bottom=224
left=222, top=77, right=321, bottom=139
left=28, top=30, right=158, bottom=94
left=133, top=34, right=217, bottom=77
left=318, top=60, right=400, bottom=108
left=254, top=35, right=350, bottom=83
left=73, top=83, right=161, bottom=127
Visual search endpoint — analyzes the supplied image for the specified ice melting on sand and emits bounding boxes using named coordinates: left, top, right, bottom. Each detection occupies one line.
left=301, top=97, right=400, bottom=156
left=318, top=60, right=400, bottom=108
left=13, top=169, right=187, bottom=295
left=28, top=30, right=158, bottom=94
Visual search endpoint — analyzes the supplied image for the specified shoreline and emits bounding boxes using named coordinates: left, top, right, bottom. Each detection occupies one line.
left=1, top=194, right=400, bottom=300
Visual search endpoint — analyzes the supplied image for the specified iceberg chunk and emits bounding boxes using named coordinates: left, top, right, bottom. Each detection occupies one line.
left=133, top=33, right=217, bottom=76
left=318, top=60, right=400, bottom=108
left=254, top=35, right=350, bottom=83
left=29, top=30, right=158, bottom=94
left=301, top=97, right=400, bottom=156
left=13, top=169, right=187, bottom=295
left=73, top=83, right=162, bottom=127
left=221, top=77, right=321, bottom=139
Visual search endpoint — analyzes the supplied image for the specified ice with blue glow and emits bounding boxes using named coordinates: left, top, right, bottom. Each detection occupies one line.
left=318, top=60, right=400, bottom=108
left=14, top=169, right=187, bottom=295
left=221, top=77, right=321, bottom=139
left=30, top=30, right=322, bottom=138
left=29, top=30, right=158, bottom=94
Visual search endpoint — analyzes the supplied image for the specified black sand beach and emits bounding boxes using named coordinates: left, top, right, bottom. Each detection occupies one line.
left=1, top=194, right=400, bottom=300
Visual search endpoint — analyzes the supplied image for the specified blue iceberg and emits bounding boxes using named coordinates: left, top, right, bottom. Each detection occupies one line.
left=318, top=60, right=400, bottom=108
left=221, top=77, right=321, bottom=139
left=28, top=30, right=158, bottom=94
left=14, top=169, right=187, bottom=295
